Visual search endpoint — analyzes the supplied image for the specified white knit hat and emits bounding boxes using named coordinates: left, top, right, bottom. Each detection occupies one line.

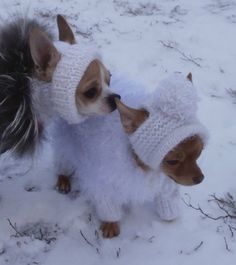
left=51, top=41, right=101, bottom=124
left=129, top=73, right=208, bottom=170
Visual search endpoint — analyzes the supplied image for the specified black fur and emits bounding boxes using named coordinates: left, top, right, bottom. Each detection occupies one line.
left=0, top=18, right=52, bottom=156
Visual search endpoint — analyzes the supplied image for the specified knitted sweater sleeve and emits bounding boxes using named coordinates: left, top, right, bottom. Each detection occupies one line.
left=52, top=118, right=77, bottom=176
left=155, top=174, right=181, bottom=221
left=94, top=196, right=123, bottom=222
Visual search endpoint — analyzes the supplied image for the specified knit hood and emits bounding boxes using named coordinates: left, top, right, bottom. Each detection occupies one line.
left=32, top=41, right=102, bottom=125
left=129, top=73, right=208, bottom=170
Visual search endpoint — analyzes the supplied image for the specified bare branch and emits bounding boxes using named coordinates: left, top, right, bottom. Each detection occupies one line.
left=80, top=230, right=100, bottom=255
left=224, top=237, right=230, bottom=252
left=160, top=40, right=202, bottom=67
left=179, top=241, right=204, bottom=255
left=182, top=195, right=229, bottom=221
left=228, top=225, right=236, bottom=238
left=193, top=241, right=204, bottom=252
left=182, top=193, right=236, bottom=222
left=7, top=218, right=23, bottom=237
left=80, top=230, right=94, bottom=248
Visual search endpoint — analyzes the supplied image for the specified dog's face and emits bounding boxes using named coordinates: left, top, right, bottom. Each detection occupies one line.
left=76, top=59, right=120, bottom=116
left=29, top=14, right=119, bottom=117
left=161, top=136, right=204, bottom=185
left=115, top=89, right=205, bottom=186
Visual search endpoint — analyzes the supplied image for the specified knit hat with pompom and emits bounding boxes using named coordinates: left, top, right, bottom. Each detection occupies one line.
left=129, top=73, right=208, bottom=170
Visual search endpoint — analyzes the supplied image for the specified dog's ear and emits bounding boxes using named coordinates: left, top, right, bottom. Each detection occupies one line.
left=187, top=72, right=193, bottom=83
left=29, top=27, right=61, bottom=81
left=115, top=99, right=149, bottom=134
left=57, top=14, right=76, bottom=44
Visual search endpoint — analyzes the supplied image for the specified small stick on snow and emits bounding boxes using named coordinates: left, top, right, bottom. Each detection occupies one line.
left=193, top=241, right=204, bottom=252
left=79, top=230, right=101, bottom=255
left=7, top=218, right=23, bottom=237
left=228, top=225, right=236, bottom=238
left=116, top=247, right=121, bottom=258
left=179, top=241, right=204, bottom=255
left=160, top=40, right=202, bottom=67
left=224, top=237, right=230, bottom=252
left=80, top=230, right=94, bottom=248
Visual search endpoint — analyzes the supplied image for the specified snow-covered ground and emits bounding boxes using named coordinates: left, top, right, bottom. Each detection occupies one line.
left=0, top=0, right=236, bottom=264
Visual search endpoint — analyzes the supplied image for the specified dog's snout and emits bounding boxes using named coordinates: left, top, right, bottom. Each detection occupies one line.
left=111, top=93, right=121, bottom=100
left=107, top=94, right=121, bottom=111
left=193, top=174, right=204, bottom=184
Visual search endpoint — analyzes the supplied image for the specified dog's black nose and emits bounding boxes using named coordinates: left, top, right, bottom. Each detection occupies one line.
left=111, top=93, right=121, bottom=100
left=193, top=174, right=204, bottom=184
left=107, top=94, right=121, bottom=111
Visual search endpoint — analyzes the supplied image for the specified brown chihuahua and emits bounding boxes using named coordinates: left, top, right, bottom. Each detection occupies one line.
left=115, top=73, right=205, bottom=186
left=115, top=99, right=205, bottom=187
left=53, top=70, right=207, bottom=238
left=98, top=73, right=207, bottom=238
left=29, top=15, right=120, bottom=117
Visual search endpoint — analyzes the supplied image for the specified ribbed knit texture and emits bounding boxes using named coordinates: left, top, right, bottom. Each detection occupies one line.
left=52, top=41, right=101, bottom=124
left=155, top=187, right=181, bottom=221
left=130, top=73, right=209, bottom=170
left=31, top=41, right=101, bottom=124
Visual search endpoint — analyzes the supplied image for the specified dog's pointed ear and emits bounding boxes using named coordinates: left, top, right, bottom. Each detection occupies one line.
left=29, top=27, right=61, bottom=81
left=115, top=99, right=149, bottom=134
left=57, top=14, right=76, bottom=44
left=187, top=72, right=193, bottom=83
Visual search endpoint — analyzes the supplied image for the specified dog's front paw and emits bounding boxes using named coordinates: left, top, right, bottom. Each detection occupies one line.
left=100, top=222, right=120, bottom=238
left=56, top=175, right=71, bottom=194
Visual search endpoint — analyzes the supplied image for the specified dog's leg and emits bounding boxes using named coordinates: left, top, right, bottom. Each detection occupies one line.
left=100, top=222, right=120, bottom=238
left=95, top=199, right=122, bottom=238
left=155, top=179, right=181, bottom=221
left=51, top=118, right=77, bottom=194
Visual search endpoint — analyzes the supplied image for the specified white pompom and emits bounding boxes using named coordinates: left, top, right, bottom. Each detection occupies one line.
left=152, top=74, right=199, bottom=120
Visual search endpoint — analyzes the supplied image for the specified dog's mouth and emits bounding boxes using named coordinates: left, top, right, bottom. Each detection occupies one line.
left=167, top=174, right=204, bottom=186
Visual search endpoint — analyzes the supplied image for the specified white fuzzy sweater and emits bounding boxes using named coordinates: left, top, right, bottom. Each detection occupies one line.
left=52, top=75, right=181, bottom=222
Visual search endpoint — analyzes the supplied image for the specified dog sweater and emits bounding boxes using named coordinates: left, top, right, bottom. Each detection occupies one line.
left=52, top=73, right=208, bottom=222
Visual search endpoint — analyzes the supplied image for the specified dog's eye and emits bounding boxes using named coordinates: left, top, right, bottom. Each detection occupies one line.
left=166, top=160, right=179, bottom=166
left=83, top=87, right=97, bottom=99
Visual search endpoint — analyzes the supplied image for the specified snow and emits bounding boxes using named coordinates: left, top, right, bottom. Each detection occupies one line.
left=0, top=0, right=236, bottom=264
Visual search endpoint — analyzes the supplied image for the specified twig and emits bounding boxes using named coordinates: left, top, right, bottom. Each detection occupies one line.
left=116, top=247, right=121, bottom=258
left=80, top=230, right=94, bottom=248
left=7, top=218, right=23, bottom=237
left=182, top=195, right=228, bottom=221
left=228, top=225, right=236, bottom=238
left=224, top=237, right=230, bottom=252
left=179, top=241, right=204, bottom=255
left=160, top=40, right=202, bottom=67
left=193, top=241, right=203, bottom=252
left=95, top=230, right=100, bottom=241
left=209, top=194, right=236, bottom=219
left=182, top=194, right=236, bottom=221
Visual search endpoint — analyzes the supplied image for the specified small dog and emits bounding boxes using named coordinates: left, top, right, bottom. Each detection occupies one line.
left=0, top=14, right=119, bottom=156
left=52, top=72, right=208, bottom=238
